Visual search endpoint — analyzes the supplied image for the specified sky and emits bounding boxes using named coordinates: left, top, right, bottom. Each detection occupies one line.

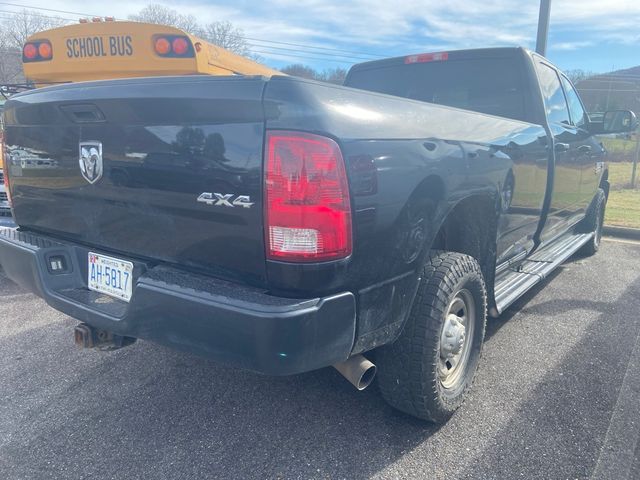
left=2, top=0, right=639, bottom=74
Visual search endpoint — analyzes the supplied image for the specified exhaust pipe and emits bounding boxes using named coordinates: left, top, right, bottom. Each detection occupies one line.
left=333, top=355, right=377, bottom=390
left=74, top=323, right=136, bottom=351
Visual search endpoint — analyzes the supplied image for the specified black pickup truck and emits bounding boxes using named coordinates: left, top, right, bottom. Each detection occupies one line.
left=0, top=47, right=636, bottom=422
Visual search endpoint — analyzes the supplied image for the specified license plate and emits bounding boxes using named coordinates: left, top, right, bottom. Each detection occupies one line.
left=88, top=252, right=134, bottom=302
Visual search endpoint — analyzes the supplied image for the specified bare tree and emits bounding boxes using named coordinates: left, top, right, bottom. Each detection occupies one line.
left=0, top=35, right=22, bottom=84
left=565, top=69, right=596, bottom=84
left=129, top=4, right=258, bottom=59
left=202, top=21, right=252, bottom=57
left=0, top=9, right=66, bottom=83
left=280, top=64, right=319, bottom=80
left=318, top=67, right=347, bottom=85
left=281, top=64, right=347, bottom=85
left=128, top=4, right=200, bottom=34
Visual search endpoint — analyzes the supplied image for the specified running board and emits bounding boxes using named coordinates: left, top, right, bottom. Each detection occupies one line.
left=492, top=232, right=593, bottom=316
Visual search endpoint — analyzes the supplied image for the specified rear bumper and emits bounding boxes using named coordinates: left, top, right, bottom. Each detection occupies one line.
left=0, top=228, right=356, bottom=375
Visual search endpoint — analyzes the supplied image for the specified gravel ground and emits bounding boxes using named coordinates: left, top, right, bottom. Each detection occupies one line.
left=0, top=238, right=638, bottom=480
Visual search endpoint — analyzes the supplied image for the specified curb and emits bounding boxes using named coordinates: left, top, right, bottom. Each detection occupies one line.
left=603, top=225, right=640, bottom=240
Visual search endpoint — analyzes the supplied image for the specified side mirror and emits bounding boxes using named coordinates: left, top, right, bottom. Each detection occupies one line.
left=601, top=110, right=637, bottom=134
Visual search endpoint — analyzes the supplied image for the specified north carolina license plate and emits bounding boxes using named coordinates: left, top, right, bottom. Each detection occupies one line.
left=88, top=252, right=134, bottom=302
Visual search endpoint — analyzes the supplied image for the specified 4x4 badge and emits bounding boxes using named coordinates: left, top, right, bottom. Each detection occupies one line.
left=79, top=141, right=103, bottom=184
left=197, top=192, right=254, bottom=208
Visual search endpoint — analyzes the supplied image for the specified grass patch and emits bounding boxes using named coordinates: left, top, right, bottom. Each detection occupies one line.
left=601, top=136, right=635, bottom=154
left=605, top=162, right=639, bottom=228
left=606, top=189, right=640, bottom=228
left=608, top=162, right=638, bottom=189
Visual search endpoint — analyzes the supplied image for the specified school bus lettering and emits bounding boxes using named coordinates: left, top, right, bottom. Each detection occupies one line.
left=66, top=36, right=133, bottom=58
left=108, top=36, right=133, bottom=56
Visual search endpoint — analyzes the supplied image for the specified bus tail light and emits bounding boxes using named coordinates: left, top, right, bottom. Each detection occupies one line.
left=23, top=40, right=53, bottom=62
left=23, top=44, right=37, bottom=60
left=154, top=38, right=171, bottom=55
left=264, top=131, right=352, bottom=262
left=152, top=35, right=194, bottom=57
left=172, top=37, right=189, bottom=55
left=38, top=42, right=52, bottom=59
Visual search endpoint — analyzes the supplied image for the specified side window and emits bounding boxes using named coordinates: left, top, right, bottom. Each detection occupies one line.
left=560, top=75, right=587, bottom=127
left=534, top=61, right=570, bottom=125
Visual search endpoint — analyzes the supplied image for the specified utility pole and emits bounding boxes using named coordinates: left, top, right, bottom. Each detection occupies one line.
left=536, top=0, right=552, bottom=56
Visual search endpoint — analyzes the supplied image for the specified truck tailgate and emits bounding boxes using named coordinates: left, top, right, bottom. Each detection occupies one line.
left=3, top=76, right=269, bottom=285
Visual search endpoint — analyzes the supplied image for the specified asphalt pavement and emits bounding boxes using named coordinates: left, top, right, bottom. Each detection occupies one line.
left=0, top=239, right=639, bottom=480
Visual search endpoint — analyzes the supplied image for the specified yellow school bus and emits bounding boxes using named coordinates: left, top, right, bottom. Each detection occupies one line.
left=22, top=19, right=281, bottom=86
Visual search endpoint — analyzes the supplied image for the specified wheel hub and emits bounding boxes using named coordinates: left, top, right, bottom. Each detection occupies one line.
left=438, top=289, right=476, bottom=389
left=440, top=314, right=466, bottom=358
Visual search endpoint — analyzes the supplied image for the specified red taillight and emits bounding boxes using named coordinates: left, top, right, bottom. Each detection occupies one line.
left=38, top=42, right=52, bottom=59
left=404, top=52, right=449, bottom=64
left=265, top=131, right=352, bottom=262
left=22, top=41, right=53, bottom=62
left=154, top=37, right=171, bottom=55
left=172, top=37, right=188, bottom=55
left=153, top=35, right=193, bottom=57
left=23, top=43, right=37, bottom=59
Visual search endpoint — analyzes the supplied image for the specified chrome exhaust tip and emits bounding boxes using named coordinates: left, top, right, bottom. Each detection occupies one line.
left=333, top=355, right=377, bottom=390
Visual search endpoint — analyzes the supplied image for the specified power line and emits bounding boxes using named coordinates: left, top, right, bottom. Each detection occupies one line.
left=0, top=1, right=383, bottom=60
left=0, top=9, right=75, bottom=22
left=0, top=14, right=364, bottom=64
left=0, top=10, right=365, bottom=62
left=245, top=43, right=373, bottom=61
left=250, top=50, right=354, bottom=64
left=243, top=37, right=383, bottom=59
left=0, top=2, right=105, bottom=19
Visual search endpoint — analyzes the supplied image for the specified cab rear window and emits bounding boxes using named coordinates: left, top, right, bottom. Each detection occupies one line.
left=346, top=57, right=527, bottom=122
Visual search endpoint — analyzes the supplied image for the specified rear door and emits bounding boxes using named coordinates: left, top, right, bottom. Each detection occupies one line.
left=559, top=74, right=604, bottom=210
left=533, top=59, right=584, bottom=243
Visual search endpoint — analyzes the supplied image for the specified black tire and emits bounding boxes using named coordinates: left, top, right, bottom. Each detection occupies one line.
left=578, top=188, right=606, bottom=257
left=376, top=251, right=487, bottom=423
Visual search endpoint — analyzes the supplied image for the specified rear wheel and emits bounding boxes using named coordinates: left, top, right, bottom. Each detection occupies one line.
left=376, top=251, right=487, bottom=423
left=579, top=188, right=606, bottom=257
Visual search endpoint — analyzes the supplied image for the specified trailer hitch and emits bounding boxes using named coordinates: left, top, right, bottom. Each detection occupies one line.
left=73, top=323, right=136, bottom=351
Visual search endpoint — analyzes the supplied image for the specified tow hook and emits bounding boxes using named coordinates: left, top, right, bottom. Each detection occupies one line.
left=73, top=323, right=136, bottom=351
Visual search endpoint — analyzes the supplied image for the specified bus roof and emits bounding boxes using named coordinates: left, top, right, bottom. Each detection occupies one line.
left=23, top=20, right=280, bottom=85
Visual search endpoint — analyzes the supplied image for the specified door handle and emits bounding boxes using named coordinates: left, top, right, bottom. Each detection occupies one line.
left=554, top=142, right=570, bottom=153
left=577, top=145, right=592, bottom=154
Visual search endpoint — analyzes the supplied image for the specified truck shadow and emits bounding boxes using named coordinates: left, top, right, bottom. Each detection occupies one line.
left=0, top=288, right=440, bottom=479
left=485, top=267, right=563, bottom=340
left=457, top=275, right=640, bottom=479
left=0, top=266, right=28, bottom=297
left=1, top=330, right=442, bottom=479
left=0, top=249, right=615, bottom=479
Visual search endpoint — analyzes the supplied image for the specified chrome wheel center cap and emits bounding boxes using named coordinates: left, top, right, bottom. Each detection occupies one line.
left=441, top=314, right=466, bottom=359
